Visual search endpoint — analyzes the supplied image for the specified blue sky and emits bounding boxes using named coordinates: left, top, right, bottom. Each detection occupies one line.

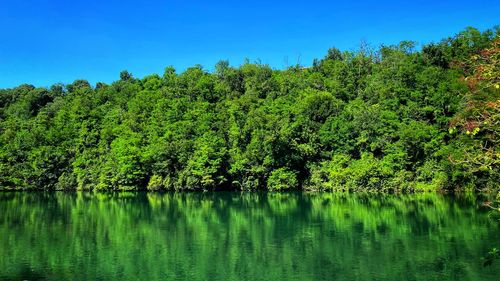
left=0, top=0, right=498, bottom=88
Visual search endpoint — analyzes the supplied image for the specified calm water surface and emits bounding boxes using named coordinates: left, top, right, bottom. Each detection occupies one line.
left=1, top=192, right=499, bottom=281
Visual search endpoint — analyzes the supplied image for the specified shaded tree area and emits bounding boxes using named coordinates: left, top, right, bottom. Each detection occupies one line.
left=0, top=27, right=498, bottom=191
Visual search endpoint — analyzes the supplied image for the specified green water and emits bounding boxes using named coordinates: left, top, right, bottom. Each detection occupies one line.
left=1, top=192, right=499, bottom=281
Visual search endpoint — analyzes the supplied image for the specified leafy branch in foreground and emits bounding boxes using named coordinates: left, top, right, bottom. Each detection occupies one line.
left=484, top=248, right=500, bottom=267
left=449, top=36, right=500, bottom=174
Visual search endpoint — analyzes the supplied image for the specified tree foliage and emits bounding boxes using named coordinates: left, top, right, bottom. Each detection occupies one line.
left=0, top=27, right=498, bottom=191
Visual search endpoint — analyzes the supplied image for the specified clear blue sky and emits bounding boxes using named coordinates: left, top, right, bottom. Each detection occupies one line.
left=0, top=0, right=498, bottom=88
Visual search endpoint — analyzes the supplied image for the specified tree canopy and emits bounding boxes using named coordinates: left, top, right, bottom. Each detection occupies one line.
left=0, top=27, right=498, bottom=191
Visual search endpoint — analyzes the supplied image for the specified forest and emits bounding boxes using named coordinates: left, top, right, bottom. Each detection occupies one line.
left=0, top=27, right=498, bottom=192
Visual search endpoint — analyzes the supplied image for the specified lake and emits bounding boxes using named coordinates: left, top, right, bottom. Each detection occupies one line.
left=1, top=192, right=499, bottom=280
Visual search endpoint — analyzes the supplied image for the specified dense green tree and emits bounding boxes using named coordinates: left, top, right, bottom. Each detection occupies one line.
left=0, top=27, right=498, bottom=191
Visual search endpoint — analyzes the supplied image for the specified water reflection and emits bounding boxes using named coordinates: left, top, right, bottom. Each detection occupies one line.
left=0, top=192, right=499, bottom=281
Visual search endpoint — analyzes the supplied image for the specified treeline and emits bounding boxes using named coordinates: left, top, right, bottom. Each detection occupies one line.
left=0, top=27, right=498, bottom=191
